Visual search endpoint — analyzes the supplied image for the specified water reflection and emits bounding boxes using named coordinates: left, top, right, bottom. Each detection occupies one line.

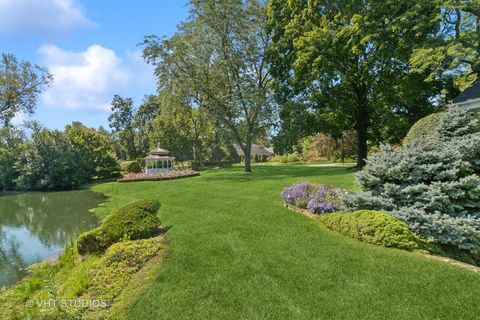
left=0, top=190, right=103, bottom=286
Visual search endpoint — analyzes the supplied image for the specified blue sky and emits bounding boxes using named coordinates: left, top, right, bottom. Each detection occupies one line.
left=0, top=0, right=189, bottom=129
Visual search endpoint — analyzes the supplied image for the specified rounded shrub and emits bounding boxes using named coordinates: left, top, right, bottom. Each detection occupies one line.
left=403, top=112, right=444, bottom=145
left=318, top=210, right=432, bottom=251
left=126, top=161, right=142, bottom=173
left=77, top=199, right=161, bottom=255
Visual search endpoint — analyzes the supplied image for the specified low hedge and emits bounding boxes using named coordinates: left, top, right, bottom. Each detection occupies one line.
left=318, top=210, right=433, bottom=252
left=119, top=160, right=143, bottom=173
left=77, top=199, right=161, bottom=254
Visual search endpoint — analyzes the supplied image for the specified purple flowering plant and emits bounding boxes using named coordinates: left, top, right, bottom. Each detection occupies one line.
left=281, top=182, right=343, bottom=215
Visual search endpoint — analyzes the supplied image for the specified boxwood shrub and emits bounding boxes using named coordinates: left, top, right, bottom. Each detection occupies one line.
left=126, top=161, right=142, bottom=173
left=318, top=210, right=433, bottom=251
left=77, top=199, right=161, bottom=254
left=403, top=112, right=444, bottom=145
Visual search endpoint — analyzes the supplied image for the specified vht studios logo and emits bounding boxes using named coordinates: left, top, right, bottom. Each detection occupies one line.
left=25, top=299, right=108, bottom=309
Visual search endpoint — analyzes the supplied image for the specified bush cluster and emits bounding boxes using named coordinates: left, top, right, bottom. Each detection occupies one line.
left=77, top=199, right=161, bottom=254
left=281, top=182, right=343, bottom=215
left=345, top=108, right=480, bottom=255
left=126, top=160, right=142, bottom=173
left=302, top=130, right=357, bottom=162
left=318, top=210, right=432, bottom=251
left=1, top=123, right=118, bottom=191
left=270, top=152, right=302, bottom=163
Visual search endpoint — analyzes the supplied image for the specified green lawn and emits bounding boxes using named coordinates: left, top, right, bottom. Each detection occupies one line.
left=92, top=164, right=480, bottom=319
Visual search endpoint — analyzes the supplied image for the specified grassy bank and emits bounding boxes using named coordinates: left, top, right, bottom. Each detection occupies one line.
left=90, top=164, right=480, bottom=319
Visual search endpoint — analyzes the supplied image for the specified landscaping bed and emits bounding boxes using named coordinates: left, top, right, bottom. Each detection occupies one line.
left=117, top=169, right=199, bottom=182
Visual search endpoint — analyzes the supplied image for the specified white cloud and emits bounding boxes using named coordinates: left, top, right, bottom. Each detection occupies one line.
left=39, top=44, right=155, bottom=112
left=0, top=0, right=94, bottom=37
left=10, top=112, right=30, bottom=126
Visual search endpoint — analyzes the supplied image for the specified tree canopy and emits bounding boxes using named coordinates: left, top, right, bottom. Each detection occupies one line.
left=142, top=0, right=276, bottom=172
left=0, top=53, right=52, bottom=127
left=267, top=0, right=443, bottom=167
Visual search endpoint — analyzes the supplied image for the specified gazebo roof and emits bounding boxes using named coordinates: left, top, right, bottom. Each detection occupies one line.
left=144, top=155, right=175, bottom=160
left=150, top=147, right=170, bottom=155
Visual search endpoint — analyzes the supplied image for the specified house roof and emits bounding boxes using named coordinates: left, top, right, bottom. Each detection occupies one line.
left=234, top=144, right=274, bottom=156
left=453, top=79, right=480, bottom=104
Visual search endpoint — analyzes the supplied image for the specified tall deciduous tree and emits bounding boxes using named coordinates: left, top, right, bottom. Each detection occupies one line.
left=108, top=94, right=138, bottom=160
left=0, top=53, right=52, bottom=126
left=410, top=0, right=480, bottom=94
left=268, top=0, right=440, bottom=168
left=133, top=95, right=160, bottom=156
left=142, top=0, right=276, bottom=172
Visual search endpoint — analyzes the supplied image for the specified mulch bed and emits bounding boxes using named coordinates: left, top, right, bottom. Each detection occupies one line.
left=117, top=170, right=200, bottom=183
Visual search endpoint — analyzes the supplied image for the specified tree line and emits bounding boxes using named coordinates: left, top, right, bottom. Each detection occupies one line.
left=1, top=0, right=479, bottom=187
left=0, top=122, right=117, bottom=190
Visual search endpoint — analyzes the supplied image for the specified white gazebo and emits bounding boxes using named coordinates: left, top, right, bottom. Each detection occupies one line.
left=144, top=145, right=175, bottom=174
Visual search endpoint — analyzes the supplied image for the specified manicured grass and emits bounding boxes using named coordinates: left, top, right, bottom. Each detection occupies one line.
left=92, top=164, right=480, bottom=319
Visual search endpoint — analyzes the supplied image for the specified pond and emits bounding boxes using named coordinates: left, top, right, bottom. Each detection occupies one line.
left=0, top=190, right=104, bottom=287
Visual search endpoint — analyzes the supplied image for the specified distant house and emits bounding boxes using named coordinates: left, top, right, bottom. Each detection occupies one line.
left=234, top=144, right=274, bottom=162
left=453, top=79, right=480, bottom=111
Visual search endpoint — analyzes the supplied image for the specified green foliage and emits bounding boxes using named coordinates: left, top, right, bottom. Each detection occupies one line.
left=345, top=108, right=480, bottom=255
left=0, top=53, right=53, bottom=126
left=133, top=94, right=160, bottom=156
left=126, top=160, right=142, bottom=173
left=318, top=210, right=432, bottom=251
left=64, top=122, right=118, bottom=179
left=142, top=0, right=275, bottom=172
left=253, top=153, right=269, bottom=163
left=0, top=127, right=24, bottom=190
left=267, top=0, right=442, bottom=167
left=5, top=122, right=117, bottom=191
left=77, top=200, right=161, bottom=254
left=270, top=152, right=301, bottom=163
left=409, top=2, right=480, bottom=97
left=0, top=236, right=166, bottom=320
left=109, top=94, right=139, bottom=160
left=403, top=112, right=444, bottom=145
left=302, top=130, right=357, bottom=162
left=15, top=125, right=84, bottom=190
left=143, top=92, right=236, bottom=164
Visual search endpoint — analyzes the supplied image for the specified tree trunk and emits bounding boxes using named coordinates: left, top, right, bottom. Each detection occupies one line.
left=355, top=85, right=369, bottom=169
left=192, top=142, right=197, bottom=164
left=243, top=141, right=252, bottom=173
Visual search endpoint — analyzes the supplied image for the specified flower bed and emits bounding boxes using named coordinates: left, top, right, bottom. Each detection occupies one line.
left=281, top=182, right=343, bottom=215
left=117, top=169, right=200, bottom=183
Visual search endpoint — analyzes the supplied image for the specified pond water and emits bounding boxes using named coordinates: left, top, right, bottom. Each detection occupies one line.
left=0, top=190, right=104, bottom=287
